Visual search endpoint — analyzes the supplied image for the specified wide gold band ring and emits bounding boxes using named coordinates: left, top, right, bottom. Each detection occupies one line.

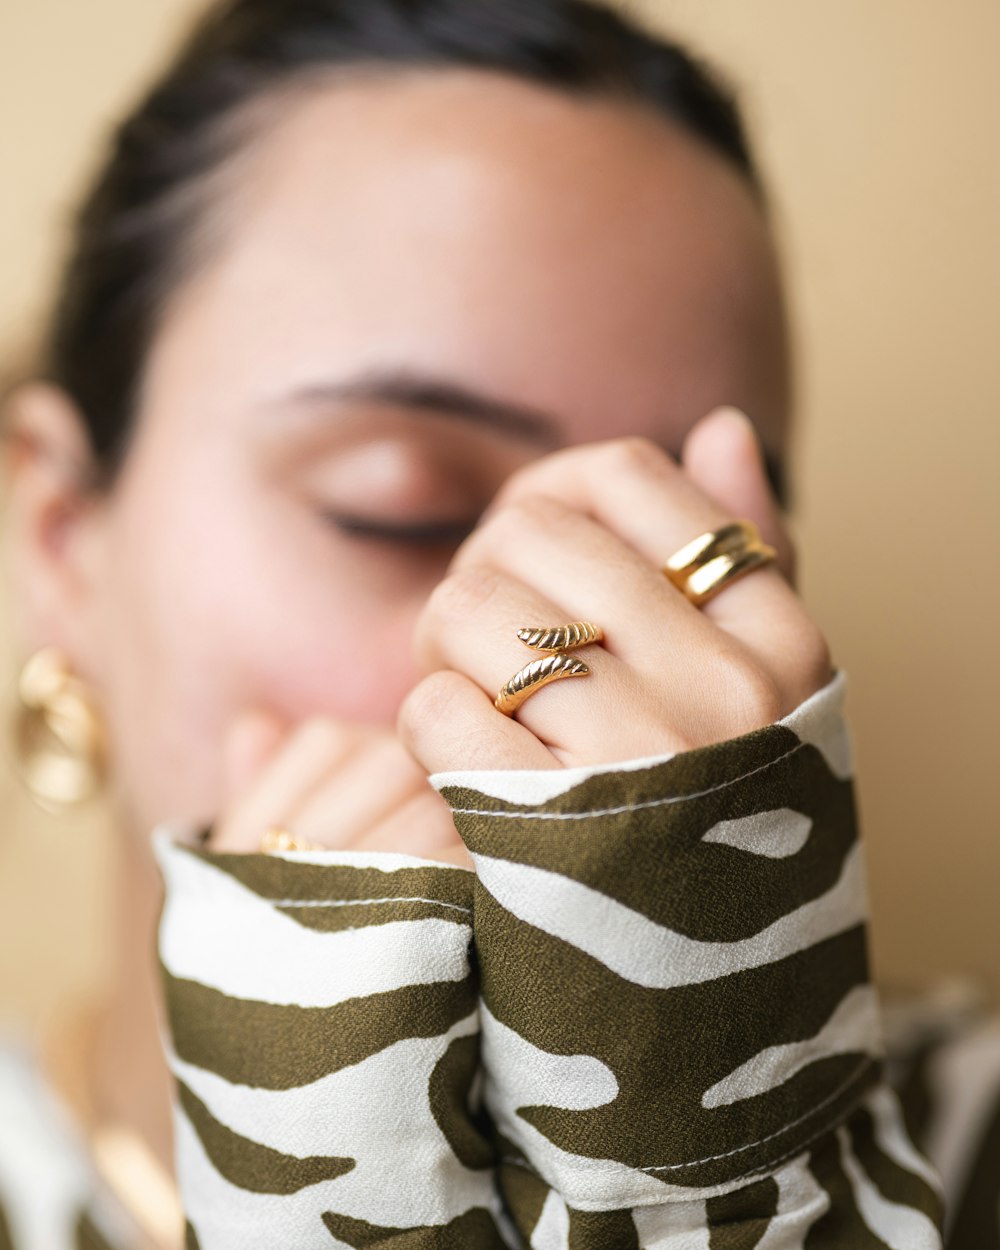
left=495, top=621, right=604, bottom=718
left=663, top=520, right=777, bottom=608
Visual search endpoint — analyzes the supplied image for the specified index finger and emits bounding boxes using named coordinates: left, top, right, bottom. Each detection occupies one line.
left=484, top=438, right=831, bottom=702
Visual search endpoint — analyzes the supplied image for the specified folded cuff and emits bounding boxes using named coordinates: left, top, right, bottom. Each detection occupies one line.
left=431, top=672, right=883, bottom=1204
left=153, top=834, right=504, bottom=1246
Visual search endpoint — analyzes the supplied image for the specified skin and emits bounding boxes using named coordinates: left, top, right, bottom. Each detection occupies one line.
left=4, top=70, right=828, bottom=1191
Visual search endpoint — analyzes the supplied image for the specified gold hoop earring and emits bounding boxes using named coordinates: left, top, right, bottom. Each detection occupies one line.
left=12, top=647, right=106, bottom=810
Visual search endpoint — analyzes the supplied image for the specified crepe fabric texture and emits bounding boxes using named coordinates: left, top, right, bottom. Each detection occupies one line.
left=2, top=671, right=999, bottom=1247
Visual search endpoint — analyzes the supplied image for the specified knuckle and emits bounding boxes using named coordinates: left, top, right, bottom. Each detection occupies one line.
left=493, top=456, right=543, bottom=501
left=446, top=492, right=585, bottom=588
left=297, top=716, right=350, bottom=754
left=402, top=675, right=452, bottom=730
left=398, top=670, right=465, bottom=739
left=721, top=654, right=783, bottom=732
left=608, top=436, right=673, bottom=475
left=488, top=453, right=570, bottom=508
left=495, top=436, right=674, bottom=505
left=366, top=731, right=416, bottom=774
left=795, top=623, right=835, bottom=695
left=483, top=492, right=568, bottom=539
left=425, top=564, right=504, bottom=624
left=490, top=493, right=571, bottom=541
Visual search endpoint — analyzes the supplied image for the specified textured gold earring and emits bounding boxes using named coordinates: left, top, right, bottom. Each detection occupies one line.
left=12, top=647, right=106, bottom=810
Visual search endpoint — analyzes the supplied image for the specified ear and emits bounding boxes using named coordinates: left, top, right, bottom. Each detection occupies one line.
left=4, top=382, right=109, bottom=673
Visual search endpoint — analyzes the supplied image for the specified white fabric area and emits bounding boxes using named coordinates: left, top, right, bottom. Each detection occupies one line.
left=631, top=1199, right=710, bottom=1248
left=480, top=1005, right=618, bottom=1115
left=471, top=842, right=867, bottom=991
left=156, top=837, right=471, bottom=1007
left=168, top=1014, right=492, bottom=1233
left=173, top=1108, right=501, bottom=1250
left=701, top=809, right=813, bottom=858
left=702, top=985, right=882, bottom=1109
left=750, top=1155, right=832, bottom=1250
left=479, top=1002, right=816, bottom=1212
left=863, top=1086, right=942, bottom=1194
left=837, top=1126, right=942, bottom=1249
left=0, top=1044, right=132, bottom=1249
left=922, top=1016, right=1000, bottom=1229
left=150, top=824, right=470, bottom=874
left=529, top=1190, right=572, bottom=1250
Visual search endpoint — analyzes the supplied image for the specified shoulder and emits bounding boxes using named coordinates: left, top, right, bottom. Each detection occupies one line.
left=883, top=983, right=1000, bottom=1248
left=0, top=1036, right=128, bottom=1250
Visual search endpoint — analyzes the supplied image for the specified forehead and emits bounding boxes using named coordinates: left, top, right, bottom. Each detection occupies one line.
left=150, top=69, right=788, bottom=457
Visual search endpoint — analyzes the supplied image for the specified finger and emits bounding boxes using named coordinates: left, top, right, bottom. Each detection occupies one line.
left=484, top=437, right=823, bottom=711
left=429, top=843, right=477, bottom=869
left=681, top=414, right=828, bottom=696
left=451, top=492, right=720, bottom=679
left=446, top=494, right=778, bottom=744
left=286, top=734, right=429, bottom=849
left=214, top=717, right=362, bottom=852
left=223, top=710, right=287, bottom=806
left=412, top=574, right=692, bottom=765
left=681, top=407, right=796, bottom=586
left=399, top=670, right=558, bottom=774
left=353, top=788, right=473, bottom=870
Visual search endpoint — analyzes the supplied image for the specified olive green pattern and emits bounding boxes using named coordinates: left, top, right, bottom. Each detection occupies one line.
left=74, top=1213, right=117, bottom=1250
left=157, top=837, right=504, bottom=1244
left=321, top=1207, right=509, bottom=1248
left=162, top=969, right=476, bottom=1090
left=176, top=1080, right=355, bottom=1194
left=0, top=1202, right=12, bottom=1250
left=152, top=675, right=956, bottom=1247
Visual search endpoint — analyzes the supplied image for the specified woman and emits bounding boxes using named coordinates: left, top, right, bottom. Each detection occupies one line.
left=2, top=0, right=996, bottom=1246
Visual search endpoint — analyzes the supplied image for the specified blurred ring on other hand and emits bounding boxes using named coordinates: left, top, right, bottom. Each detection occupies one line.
left=260, top=826, right=323, bottom=854
left=663, top=520, right=777, bottom=608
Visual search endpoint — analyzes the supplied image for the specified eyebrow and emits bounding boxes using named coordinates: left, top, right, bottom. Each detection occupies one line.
left=266, top=368, right=562, bottom=446
left=263, top=366, right=789, bottom=507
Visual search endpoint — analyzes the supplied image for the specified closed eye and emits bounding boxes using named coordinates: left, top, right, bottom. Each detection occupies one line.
left=324, top=514, right=480, bottom=546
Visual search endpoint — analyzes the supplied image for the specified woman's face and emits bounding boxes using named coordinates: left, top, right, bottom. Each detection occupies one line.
left=16, top=71, right=790, bottom=837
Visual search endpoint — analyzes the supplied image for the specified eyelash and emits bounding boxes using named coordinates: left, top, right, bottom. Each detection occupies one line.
left=324, top=514, right=479, bottom=547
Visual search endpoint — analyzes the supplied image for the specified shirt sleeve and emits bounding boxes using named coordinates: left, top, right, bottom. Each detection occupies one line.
left=153, top=834, right=510, bottom=1248
left=430, top=669, right=947, bottom=1247
left=883, top=984, right=1000, bottom=1249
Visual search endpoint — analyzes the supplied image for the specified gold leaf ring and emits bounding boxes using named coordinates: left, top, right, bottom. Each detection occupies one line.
left=516, top=621, right=604, bottom=652
left=494, top=621, right=603, bottom=718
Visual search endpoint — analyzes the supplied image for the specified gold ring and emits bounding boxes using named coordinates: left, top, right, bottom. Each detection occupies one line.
left=260, top=827, right=323, bottom=854
left=663, top=520, right=777, bottom=608
left=495, top=621, right=603, bottom=718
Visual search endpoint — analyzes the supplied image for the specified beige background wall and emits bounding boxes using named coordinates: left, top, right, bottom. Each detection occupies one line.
left=2, top=0, right=998, bottom=1029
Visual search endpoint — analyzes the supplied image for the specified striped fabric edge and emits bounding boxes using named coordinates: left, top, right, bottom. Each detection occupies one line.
left=153, top=834, right=512, bottom=1249
left=431, top=670, right=946, bottom=1246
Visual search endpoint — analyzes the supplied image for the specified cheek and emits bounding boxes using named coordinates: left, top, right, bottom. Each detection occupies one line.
left=95, top=450, right=422, bottom=834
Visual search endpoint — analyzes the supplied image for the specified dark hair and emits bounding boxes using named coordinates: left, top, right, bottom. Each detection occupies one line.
left=42, top=0, right=762, bottom=487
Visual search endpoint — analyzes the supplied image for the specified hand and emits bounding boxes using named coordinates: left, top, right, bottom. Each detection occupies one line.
left=210, top=714, right=470, bottom=866
left=399, top=408, right=833, bottom=775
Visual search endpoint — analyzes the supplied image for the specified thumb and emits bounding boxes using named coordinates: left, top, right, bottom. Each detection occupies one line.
left=681, top=406, right=797, bottom=586
left=223, top=709, right=288, bottom=808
